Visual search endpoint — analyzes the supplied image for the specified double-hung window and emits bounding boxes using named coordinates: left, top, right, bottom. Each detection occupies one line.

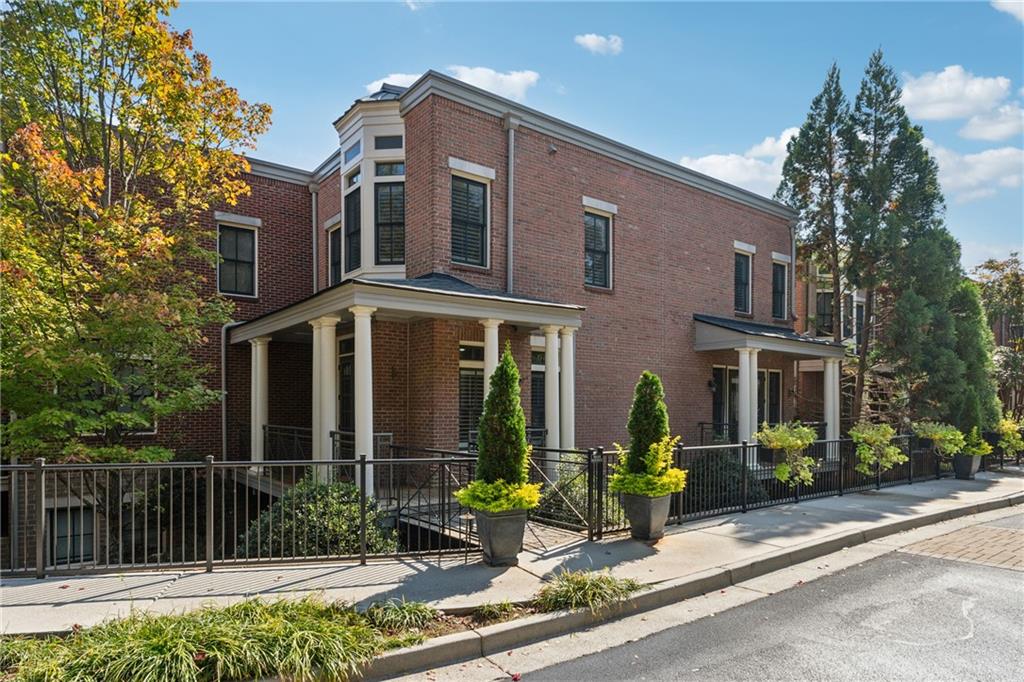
left=584, top=212, right=611, bottom=288
left=772, top=262, right=788, bottom=319
left=344, top=187, right=361, bottom=272
left=218, top=225, right=256, bottom=296
left=816, top=292, right=834, bottom=336
left=458, top=344, right=485, bottom=446
left=451, top=175, right=487, bottom=267
left=734, top=252, right=752, bottom=314
left=328, top=227, right=342, bottom=285
left=375, top=182, right=405, bottom=265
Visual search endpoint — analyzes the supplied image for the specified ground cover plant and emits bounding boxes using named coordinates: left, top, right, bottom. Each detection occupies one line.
left=533, top=569, right=642, bottom=612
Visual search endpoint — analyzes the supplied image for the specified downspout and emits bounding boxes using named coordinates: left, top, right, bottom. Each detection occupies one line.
left=221, top=321, right=244, bottom=460
left=309, top=182, right=320, bottom=293
left=504, top=114, right=520, bottom=293
left=790, top=219, right=797, bottom=324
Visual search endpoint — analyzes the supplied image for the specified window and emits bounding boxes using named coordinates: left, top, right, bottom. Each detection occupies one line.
left=712, top=366, right=783, bottom=437
left=48, top=507, right=94, bottom=565
left=338, top=337, right=354, bottom=433
left=375, top=135, right=403, bottom=150
left=734, top=252, right=751, bottom=314
left=530, top=350, right=545, bottom=430
left=458, top=344, right=485, bottom=446
left=772, top=262, right=788, bottom=319
left=218, top=225, right=256, bottom=296
left=584, top=212, right=611, bottom=288
left=347, top=169, right=361, bottom=187
left=344, top=189, right=361, bottom=272
left=344, top=141, right=361, bottom=164
left=375, top=182, right=405, bottom=265
left=816, top=292, right=834, bottom=336
left=451, top=175, right=487, bottom=267
left=375, top=161, right=405, bottom=177
left=328, top=228, right=342, bottom=286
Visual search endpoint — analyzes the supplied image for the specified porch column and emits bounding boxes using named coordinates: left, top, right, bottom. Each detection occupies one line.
left=249, top=336, right=271, bottom=462
left=747, top=348, right=760, bottom=440
left=310, top=315, right=341, bottom=463
left=559, top=327, right=576, bottom=450
left=737, top=348, right=753, bottom=445
left=351, top=306, right=376, bottom=491
left=824, top=357, right=840, bottom=441
left=542, top=325, right=561, bottom=451
left=480, top=319, right=502, bottom=390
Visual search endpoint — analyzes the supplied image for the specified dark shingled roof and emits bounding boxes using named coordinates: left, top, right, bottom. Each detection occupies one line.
left=693, top=313, right=845, bottom=348
left=334, top=83, right=409, bottom=126
left=354, top=272, right=583, bottom=309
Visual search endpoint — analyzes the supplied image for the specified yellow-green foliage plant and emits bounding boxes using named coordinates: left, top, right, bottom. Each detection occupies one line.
left=848, top=422, right=907, bottom=475
left=756, top=422, right=818, bottom=486
left=963, top=427, right=993, bottom=458
left=608, top=435, right=688, bottom=498
left=912, top=421, right=966, bottom=457
left=996, top=417, right=1024, bottom=458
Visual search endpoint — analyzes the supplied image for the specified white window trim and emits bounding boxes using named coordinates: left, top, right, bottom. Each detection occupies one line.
left=584, top=207, right=614, bottom=290
left=448, top=156, right=496, bottom=180
left=734, top=250, right=752, bottom=314
left=771, top=259, right=789, bottom=320
left=733, top=240, right=757, bottom=255
left=458, top=340, right=485, bottom=369
left=713, top=364, right=783, bottom=424
left=343, top=177, right=362, bottom=275
left=770, top=251, right=791, bottom=264
left=451, top=170, right=491, bottom=270
left=217, top=222, right=258, bottom=299
left=582, top=195, right=618, bottom=215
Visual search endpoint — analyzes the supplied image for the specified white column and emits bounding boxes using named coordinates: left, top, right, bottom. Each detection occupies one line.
left=351, top=306, right=376, bottom=492
left=824, top=357, right=840, bottom=441
left=748, top=348, right=760, bottom=440
left=542, top=325, right=561, bottom=451
left=310, top=315, right=340, bottom=465
left=480, top=319, right=502, bottom=391
left=249, top=336, right=271, bottom=462
left=737, top=348, right=752, bottom=445
left=559, top=327, right=576, bottom=450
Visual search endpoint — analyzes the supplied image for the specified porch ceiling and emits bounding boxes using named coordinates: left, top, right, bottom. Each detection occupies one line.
left=693, top=313, right=846, bottom=359
left=230, top=273, right=584, bottom=344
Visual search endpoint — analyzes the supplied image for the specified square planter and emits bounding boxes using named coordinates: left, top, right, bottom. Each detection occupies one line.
left=952, top=454, right=981, bottom=480
left=475, top=509, right=528, bottom=566
left=622, top=493, right=671, bottom=542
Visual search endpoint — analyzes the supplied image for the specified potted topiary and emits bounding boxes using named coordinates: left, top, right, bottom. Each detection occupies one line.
left=913, top=421, right=966, bottom=474
left=608, top=371, right=687, bottom=542
left=957, top=427, right=992, bottom=480
left=454, top=345, right=541, bottom=566
left=848, top=422, right=907, bottom=476
left=755, top=421, right=818, bottom=486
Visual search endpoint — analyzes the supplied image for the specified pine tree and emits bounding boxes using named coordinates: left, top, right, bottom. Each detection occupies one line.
left=625, top=371, right=670, bottom=474
left=476, top=344, right=529, bottom=485
left=776, top=62, right=851, bottom=342
left=949, top=280, right=1001, bottom=431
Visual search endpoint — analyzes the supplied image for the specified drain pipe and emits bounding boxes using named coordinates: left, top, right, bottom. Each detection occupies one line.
left=504, top=113, right=520, bottom=293
left=309, top=182, right=320, bottom=293
left=790, top=219, right=798, bottom=323
left=221, top=321, right=244, bottom=460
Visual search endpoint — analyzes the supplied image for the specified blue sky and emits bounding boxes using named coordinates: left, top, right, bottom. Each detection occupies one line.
left=172, top=1, right=1024, bottom=269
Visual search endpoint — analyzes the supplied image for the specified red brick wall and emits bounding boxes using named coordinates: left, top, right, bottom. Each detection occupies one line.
left=316, top=169, right=341, bottom=292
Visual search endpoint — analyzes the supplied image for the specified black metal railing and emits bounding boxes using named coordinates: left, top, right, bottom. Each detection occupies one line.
left=698, top=421, right=828, bottom=445
left=468, top=427, right=547, bottom=449
left=264, top=425, right=313, bottom=460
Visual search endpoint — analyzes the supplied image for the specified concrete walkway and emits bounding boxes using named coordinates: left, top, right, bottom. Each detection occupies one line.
left=2, top=472, right=1021, bottom=636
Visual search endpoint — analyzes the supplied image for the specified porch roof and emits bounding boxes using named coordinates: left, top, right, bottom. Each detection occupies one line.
left=230, top=273, right=584, bottom=343
left=693, top=313, right=846, bottom=358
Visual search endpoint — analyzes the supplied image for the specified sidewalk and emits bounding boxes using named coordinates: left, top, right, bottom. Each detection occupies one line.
left=3, top=472, right=1022, bottom=636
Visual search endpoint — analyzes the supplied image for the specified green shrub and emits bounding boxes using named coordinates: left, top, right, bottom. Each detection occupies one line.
left=913, top=421, right=966, bottom=457
left=534, top=570, right=642, bottom=613
left=457, top=345, right=539, bottom=512
left=963, top=427, right=993, bottom=457
left=364, top=598, right=438, bottom=634
left=996, top=416, right=1024, bottom=457
left=625, top=371, right=670, bottom=473
left=849, top=422, right=907, bottom=475
left=682, top=450, right=769, bottom=511
left=473, top=600, right=521, bottom=624
left=756, top=421, right=817, bottom=486
left=609, top=436, right=687, bottom=497
left=241, top=478, right=397, bottom=558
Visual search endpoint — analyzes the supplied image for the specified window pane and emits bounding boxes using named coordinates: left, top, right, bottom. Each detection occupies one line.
left=459, top=344, right=484, bottom=362
left=451, top=176, right=487, bottom=266
left=220, top=261, right=236, bottom=293
left=712, top=367, right=726, bottom=432
left=734, top=253, right=750, bottom=312
left=768, top=372, right=782, bottom=424
left=219, top=228, right=236, bottom=260
left=816, top=293, right=834, bottom=334
left=236, top=229, right=254, bottom=261
left=375, top=135, right=403, bottom=150
left=237, top=263, right=253, bottom=296
left=344, top=141, right=361, bottom=163
left=345, top=190, right=361, bottom=272
left=375, top=182, right=405, bottom=265
left=339, top=356, right=354, bottom=432
left=375, top=161, right=405, bottom=176
left=772, top=262, right=786, bottom=318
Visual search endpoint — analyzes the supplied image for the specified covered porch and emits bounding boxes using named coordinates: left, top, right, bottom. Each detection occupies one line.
left=694, top=314, right=846, bottom=445
left=228, top=274, right=583, bottom=487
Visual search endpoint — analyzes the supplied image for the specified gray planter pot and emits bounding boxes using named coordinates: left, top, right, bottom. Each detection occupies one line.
left=952, top=454, right=981, bottom=480
left=622, top=493, right=671, bottom=542
left=475, top=509, right=528, bottom=566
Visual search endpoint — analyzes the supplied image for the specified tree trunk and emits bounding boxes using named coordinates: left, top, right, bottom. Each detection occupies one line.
left=852, top=288, right=875, bottom=421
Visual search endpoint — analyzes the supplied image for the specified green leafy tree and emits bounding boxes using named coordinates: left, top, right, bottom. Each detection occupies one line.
left=973, top=253, right=1024, bottom=418
left=0, top=0, right=271, bottom=462
left=625, top=371, right=670, bottom=473
left=948, top=280, right=1001, bottom=432
left=776, top=63, right=851, bottom=342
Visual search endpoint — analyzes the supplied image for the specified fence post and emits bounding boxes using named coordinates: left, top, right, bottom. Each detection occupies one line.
left=876, top=456, right=882, bottom=490
left=34, top=458, right=45, bottom=579
left=586, top=449, right=596, bottom=542
left=935, top=447, right=941, bottom=480
left=595, top=446, right=605, bottom=541
left=205, top=456, right=214, bottom=573
left=673, top=443, right=685, bottom=525
left=359, top=455, right=368, bottom=566
left=907, top=438, right=913, bottom=484
left=838, top=441, right=844, bottom=496
left=740, top=441, right=749, bottom=513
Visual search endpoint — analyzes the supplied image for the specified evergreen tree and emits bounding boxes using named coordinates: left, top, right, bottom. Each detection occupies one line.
left=776, top=63, right=851, bottom=342
left=625, top=371, right=670, bottom=474
left=949, top=280, right=1001, bottom=431
left=476, top=344, right=529, bottom=485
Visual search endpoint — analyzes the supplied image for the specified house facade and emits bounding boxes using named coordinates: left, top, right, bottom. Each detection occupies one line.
left=148, top=71, right=846, bottom=464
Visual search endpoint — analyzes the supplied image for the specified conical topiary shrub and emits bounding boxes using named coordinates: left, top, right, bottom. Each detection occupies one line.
left=625, top=371, right=670, bottom=474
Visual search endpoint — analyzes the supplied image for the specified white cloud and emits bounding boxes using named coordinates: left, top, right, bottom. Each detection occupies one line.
left=573, top=33, right=624, bottom=56
left=961, top=240, right=1020, bottom=270
left=364, top=72, right=423, bottom=93
left=404, top=0, right=431, bottom=11
left=991, top=1, right=1024, bottom=21
left=924, top=138, right=1024, bottom=203
left=445, top=66, right=539, bottom=101
left=902, top=65, right=1011, bottom=120
left=679, top=128, right=798, bottom=198
left=960, top=102, right=1024, bottom=141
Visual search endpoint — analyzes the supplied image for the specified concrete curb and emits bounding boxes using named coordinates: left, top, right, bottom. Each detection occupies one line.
left=359, top=489, right=1023, bottom=680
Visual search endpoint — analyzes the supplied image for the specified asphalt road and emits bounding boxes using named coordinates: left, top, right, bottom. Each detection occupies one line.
left=527, top=550, right=1024, bottom=681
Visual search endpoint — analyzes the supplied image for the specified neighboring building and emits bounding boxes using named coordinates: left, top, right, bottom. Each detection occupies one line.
left=138, top=71, right=846, bottom=464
